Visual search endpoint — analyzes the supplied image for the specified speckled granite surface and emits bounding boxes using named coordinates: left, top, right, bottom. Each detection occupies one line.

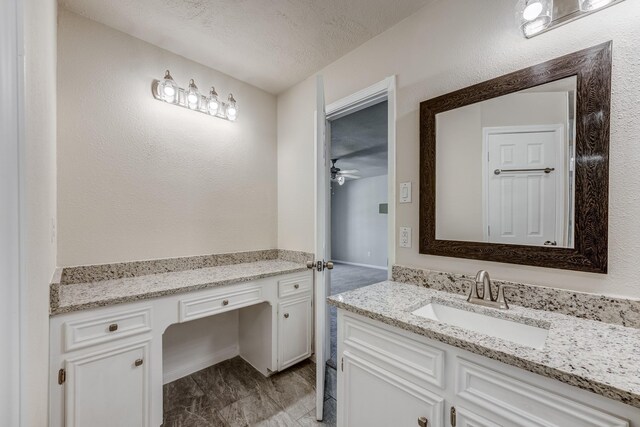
left=393, top=265, right=640, bottom=329
left=328, top=281, right=640, bottom=409
left=57, top=249, right=313, bottom=285
left=51, top=259, right=310, bottom=315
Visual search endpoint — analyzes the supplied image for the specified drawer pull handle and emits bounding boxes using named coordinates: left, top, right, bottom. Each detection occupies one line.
left=284, top=313, right=290, bottom=319
left=294, top=284, right=300, bottom=289
left=418, top=416, right=428, bottom=427
left=222, top=299, right=229, bottom=306
left=108, top=323, right=118, bottom=332
left=134, top=359, right=143, bottom=367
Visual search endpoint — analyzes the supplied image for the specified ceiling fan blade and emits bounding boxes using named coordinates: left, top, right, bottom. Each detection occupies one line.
left=339, top=169, right=359, bottom=174
left=342, top=174, right=360, bottom=179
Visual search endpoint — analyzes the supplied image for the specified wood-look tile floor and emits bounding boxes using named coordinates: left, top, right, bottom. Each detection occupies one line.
left=163, top=357, right=337, bottom=427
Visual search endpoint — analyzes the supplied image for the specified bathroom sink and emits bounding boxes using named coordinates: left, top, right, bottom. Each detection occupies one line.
left=412, top=303, right=549, bottom=349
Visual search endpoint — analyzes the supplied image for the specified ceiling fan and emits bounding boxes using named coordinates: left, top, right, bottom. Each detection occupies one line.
left=330, top=159, right=360, bottom=186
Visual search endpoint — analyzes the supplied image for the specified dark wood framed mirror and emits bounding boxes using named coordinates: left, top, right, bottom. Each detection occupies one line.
left=419, top=42, right=612, bottom=273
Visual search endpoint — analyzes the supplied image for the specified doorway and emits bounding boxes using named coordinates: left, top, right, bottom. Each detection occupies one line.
left=312, top=78, right=396, bottom=417
left=327, top=101, right=389, bottom=371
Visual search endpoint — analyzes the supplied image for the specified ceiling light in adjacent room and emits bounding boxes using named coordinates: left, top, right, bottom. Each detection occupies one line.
left=516, top=0, right=552, bottom=37
left=578, top=0, right=614, bottom=11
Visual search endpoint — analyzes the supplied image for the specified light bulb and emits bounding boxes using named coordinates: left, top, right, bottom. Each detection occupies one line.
left=516, top=0, right=552, bottom=37
left=158, top=70, right=178, bottom=104
left=523, top=1, right=543, bottom=20
left=226, top=94, right=238, bottom=121
left=186, top=79, right=200, bottom=110
left=337, top=176, right=345, bottom=186
left=579, top=0, right=613, bottom=11
left=207, top=87, right=220, bottom=116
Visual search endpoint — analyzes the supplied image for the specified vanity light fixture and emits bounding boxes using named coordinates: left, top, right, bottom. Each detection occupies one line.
left=226, top=94, right=238, bottom=121
left=516, top=0, right=553, bottom=37
left=207, top=87, right=220, bottom=116
left=151, top=70, right=238, bottom=121
left=578, top=0, right=614, bottom=11
left=519, top=0, right=626, bottom=38
left=157, top=70, right=179, bottom=104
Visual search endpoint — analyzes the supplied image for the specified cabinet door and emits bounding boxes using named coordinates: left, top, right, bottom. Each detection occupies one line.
left=65, top=340, right=150, bottom=427
left=278, top=296, right=312, bottom=370
left=340, top=351, right=444, bottom=427
left=454, top=406, right=502, bottom=427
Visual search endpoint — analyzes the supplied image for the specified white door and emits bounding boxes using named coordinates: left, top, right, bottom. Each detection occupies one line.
left=65, top=341, right=150, bottom=427
left=485, top=126, right=564, bottom=247
left=278, top=295, right=313, bottom=370
left=314, top=75, right=331, bottom=420
left=340, top=351, right=444, bottom=427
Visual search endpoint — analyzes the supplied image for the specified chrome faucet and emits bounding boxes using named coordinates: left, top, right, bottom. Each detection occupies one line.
left=466, top=270, right=510, bottom=309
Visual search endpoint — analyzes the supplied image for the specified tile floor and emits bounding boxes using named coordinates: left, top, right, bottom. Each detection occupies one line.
left=328, top=263, right=388, bottom=368
left=163, top=357, right=336, bottom=426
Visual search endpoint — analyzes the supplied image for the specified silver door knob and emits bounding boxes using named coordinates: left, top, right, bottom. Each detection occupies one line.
left=325, top=261, right=334, bottom=270
left=306, top=261, right=315, bottom=269
left=417, top=416, right=428, bottom=427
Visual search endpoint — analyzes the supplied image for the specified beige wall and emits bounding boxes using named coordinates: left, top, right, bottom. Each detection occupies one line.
left=57, top=10, right=278, bottom=266
left=277, top=0, right=640, bottom=298
left=436, top=91, right=569, bottom=241
left=22, top=0, right=58, bottom=425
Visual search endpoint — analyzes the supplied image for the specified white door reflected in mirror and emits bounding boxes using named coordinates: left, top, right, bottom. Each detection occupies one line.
left=435, top=76, right=577, bottom=248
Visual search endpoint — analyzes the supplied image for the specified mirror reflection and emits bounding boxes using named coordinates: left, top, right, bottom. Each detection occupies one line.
left=435, top=76, right=577, bottom=248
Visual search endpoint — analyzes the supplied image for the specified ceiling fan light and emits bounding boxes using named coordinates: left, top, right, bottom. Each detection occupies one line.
left=337, top=176, right=345, bottom=186
left=578, top=0, right=614, bottom=11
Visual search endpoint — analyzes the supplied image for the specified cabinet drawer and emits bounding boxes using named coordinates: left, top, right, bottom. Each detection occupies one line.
left=342, top=314, right=444, bottom=389
left=64, top=307, right=151, bottom=352
left=278, top=276, right=312, bottom=299
left=179, top=286, right=262, bottom=322
left=455, top=358, right=629, bottom=427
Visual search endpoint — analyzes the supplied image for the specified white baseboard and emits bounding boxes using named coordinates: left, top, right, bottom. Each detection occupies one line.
left=163, top=344, right=239, bottom=384
left=332, top=260, right=388, bottom=271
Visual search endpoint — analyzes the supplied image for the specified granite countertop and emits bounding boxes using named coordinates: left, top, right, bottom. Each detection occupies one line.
left=328, top=281, right=640, bottom=409
left=51, top=259, right=308, bottom=316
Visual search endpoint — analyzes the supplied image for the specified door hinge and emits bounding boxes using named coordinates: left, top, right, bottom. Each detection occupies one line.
left=58, top=368, right=66, bottom=385
left=341, top=357, right=344, bottom=371
left=450, top=406, right=456, bottom=427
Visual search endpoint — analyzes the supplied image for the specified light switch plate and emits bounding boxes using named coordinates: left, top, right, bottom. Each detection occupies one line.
left=399, top=227, right=411, bottom=248
left=400, top=182, right=412, bottom=203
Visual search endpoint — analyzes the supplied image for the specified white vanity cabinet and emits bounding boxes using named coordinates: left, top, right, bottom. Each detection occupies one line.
left=63, top=340, right=150, bottom=427
left=336, top=310, right=639, bottom=427
left=50, top=271, right=313, bottom=427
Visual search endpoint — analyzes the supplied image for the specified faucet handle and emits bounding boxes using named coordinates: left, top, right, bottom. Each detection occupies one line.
left=463, top=279, right=477, bottom=302
left=496, top=284, right=514, bottom=309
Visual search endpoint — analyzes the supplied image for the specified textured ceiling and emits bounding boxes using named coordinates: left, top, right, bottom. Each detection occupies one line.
left=59, top=0, right=431, bottom=94
left=331, top=101, right=388, bottom=181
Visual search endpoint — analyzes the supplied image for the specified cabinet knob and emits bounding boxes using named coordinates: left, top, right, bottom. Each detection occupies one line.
left=284, top=313, right=290, bottom=319
left=108, top=323, right=118, bottom=332
left=294, top=284, right=300, bottom=289
left=418, top=416, right=428, bottom=427
left=134, top=359, right=143, bottom=367
left=222, top=299, right=229, bottom=306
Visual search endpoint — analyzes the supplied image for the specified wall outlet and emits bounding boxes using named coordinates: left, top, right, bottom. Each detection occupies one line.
left=399, top=227, right=411, bottom=248
left=399, top=182, right=412, bottom=203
